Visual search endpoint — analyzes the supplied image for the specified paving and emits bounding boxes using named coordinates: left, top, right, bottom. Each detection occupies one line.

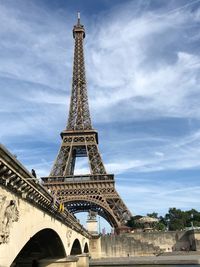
left=90, top=254, right=200, bottom=265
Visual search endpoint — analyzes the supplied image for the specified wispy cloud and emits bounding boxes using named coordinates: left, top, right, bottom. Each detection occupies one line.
left=117, top=183, right=200, bottom=215
left=87, top=1, right=200, bottom=122
left=0, top=0, right=73, bottom=89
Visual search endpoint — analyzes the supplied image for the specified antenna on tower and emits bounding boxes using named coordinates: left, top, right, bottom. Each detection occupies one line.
left=77, top=12, right=80, bottom=25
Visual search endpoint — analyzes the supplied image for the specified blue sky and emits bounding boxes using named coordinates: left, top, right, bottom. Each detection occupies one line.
left=1, top=0, right=200, bottom=231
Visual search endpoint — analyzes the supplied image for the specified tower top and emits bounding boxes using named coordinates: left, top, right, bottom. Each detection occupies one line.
left=67, top=13, right=91, bottom=131
left=73, top=12, right=85, bottom=39
left=77, top=12, right=80, bottom=25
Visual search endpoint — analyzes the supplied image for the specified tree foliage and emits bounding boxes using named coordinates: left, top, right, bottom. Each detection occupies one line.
left=127, top=208, right=200, bottom=231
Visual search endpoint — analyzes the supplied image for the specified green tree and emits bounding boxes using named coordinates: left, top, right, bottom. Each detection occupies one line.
left=165, top=208, right=186, bottom=230
left=126, top=215, right=143, bottom=229
left=164, top=208, right=200, bottom=230
left=185, top=209, right=200, bottom=228
left=126, top=208, right=200, bottom=231
left=155, top=221, right=166, bottom=231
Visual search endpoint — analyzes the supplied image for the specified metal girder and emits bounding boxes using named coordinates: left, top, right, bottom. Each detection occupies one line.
left=50, top=133, right=106, bottom=176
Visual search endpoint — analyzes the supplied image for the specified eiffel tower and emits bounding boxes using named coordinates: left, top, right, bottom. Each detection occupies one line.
left=42, top=14, right=132, bottom=231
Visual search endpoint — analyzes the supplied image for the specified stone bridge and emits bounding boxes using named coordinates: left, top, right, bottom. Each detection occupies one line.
left=0, top=144, right=91, bottom=267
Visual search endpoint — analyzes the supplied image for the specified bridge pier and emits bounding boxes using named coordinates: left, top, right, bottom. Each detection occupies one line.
left=39, top=257, right=78, bottom=267
left=77, top=253, right=89, bottom=267
left=89, top=237, right=101, bottom=259
left=38, top=254, right=89, bottom=267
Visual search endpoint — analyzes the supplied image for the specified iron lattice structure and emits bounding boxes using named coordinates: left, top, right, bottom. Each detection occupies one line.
left=42, top=15, right=132, bottom=230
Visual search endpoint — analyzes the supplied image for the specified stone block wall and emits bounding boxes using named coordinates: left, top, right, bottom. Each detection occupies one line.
left=188, top=230, right=200, bottom=251
left=131, top=231, right=190, bottom=252
left=100, top=231, right=195, bottom=258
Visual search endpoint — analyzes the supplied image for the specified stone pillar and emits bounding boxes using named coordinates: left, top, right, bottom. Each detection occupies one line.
left=39, top=257, right=78, bottom=267
left=77, top=253, right=89, bottom=267
left=89, top=237, right=101, bottom=259
left=188, top=230, right=200, bottom=251
left=86, top=213, right=98, bottom=235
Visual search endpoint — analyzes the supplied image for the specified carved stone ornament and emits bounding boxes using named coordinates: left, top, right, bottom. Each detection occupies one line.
left=0, top=195, right=19, bottom=244
left=66, top=229, right=72, bottom=247
left=88, top=210, right=97, bottom=220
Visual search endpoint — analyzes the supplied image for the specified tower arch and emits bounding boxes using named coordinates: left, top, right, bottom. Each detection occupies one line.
left=65, top=199, right=119, bottom=228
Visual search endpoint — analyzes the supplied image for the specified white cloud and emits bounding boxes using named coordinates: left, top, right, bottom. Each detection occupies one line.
left=0, top=1, right=73, bottom=90
left=101, top=129, right=200, bottom=174
left=86, top=3, right=200, bottom=122
left=118, top=183, right=200, bottom=215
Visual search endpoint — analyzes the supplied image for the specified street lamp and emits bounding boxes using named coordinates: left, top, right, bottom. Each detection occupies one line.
left=191, top=213, right=194, bottom=229
left=98, top=216, right=101, bottom=234
left=166, top=218, right=170, bottom=231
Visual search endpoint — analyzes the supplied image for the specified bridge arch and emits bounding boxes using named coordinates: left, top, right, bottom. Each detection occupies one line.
left=83, top=242, right=89, bottom=253
left=11, top=228, right=66, bottom=265
left=70, top=238, right=82, bottom=255
left=65, top=199, right=119, bottom=228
